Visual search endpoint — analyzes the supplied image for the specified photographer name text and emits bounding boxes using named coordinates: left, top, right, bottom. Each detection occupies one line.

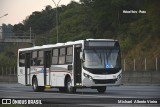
left=123, top=10, right=146, bottom=14
left=118, top=99, right=157, bottom=104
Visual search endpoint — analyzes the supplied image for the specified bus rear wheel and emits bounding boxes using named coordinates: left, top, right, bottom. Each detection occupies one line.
left=32, top=77, right=44, bottom=92
left=65, top=77, right=76, bottom=93
left=97, top=86, right=106, bottom=93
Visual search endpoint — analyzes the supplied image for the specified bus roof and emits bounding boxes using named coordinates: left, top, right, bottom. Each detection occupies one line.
left=18, top=39, right=118, bottom=52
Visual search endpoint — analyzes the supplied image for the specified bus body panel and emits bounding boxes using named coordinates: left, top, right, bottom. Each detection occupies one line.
left=46, top=68, right=50, bottom=85
left=50, top=72, right=57, bottom=86
left=30, top=66, right=44, bottom=86
left=18, top=67, right=25, bottom=85
left=27, top=68, right=30, bottom=85
left=50, top=65, right=72, bottom=87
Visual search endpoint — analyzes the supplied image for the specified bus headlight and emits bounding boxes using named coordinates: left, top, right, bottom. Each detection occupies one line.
left=83, top=73, right=93, bottom=80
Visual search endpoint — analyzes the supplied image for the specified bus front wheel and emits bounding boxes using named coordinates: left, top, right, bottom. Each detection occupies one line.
left=97, top=86, right=106, bottom=93
left=32, top=77, right=44, bottom=92
left=65, top=77, right=76, bottom=93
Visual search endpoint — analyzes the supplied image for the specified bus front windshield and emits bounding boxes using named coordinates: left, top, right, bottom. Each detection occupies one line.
left=84, top=49, right=121, bottom=69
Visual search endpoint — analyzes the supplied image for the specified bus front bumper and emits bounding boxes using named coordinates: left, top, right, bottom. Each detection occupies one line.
left=82, top=72, right=122, bottom=87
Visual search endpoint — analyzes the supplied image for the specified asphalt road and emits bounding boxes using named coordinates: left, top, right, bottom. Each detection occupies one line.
left=0, top=83, right=160, bottom=106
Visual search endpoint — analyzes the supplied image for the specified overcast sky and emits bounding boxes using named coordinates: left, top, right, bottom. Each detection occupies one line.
left=0, top=0, right=79, bottom=25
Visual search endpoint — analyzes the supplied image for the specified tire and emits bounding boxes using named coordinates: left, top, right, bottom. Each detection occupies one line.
left=32, top=77, right=45, bottom=92
left=97, top=86, right=106, bottom=93
left=65, top=77, right=76, bottom=93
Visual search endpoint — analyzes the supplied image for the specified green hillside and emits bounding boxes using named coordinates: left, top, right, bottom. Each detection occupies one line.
left=1, top=0, right=160, bottom=68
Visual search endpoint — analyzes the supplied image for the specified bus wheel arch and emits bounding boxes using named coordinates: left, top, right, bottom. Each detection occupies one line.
left=32, top=75, right=37, bottom=85
left=32, top=75, right=44, bottom=92
left=64, top=74, right=76, bottom=93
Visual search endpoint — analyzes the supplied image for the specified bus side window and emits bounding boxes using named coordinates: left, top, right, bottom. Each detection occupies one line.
left=31, top=51, right=37, bottom=66
left=52, top=49, right=59, bottom=64
left=19, top=52, right=25, bottom=67
left=59, top=48, right=65, bottom=64
left=38, top=51, right=44, bottom=66
left=66, top=47, right=73, bottom=64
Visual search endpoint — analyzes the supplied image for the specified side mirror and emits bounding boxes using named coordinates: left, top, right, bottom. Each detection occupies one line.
left=80, top=52, right=85, bottom=62
left=80, top=52, right=83, bottom=59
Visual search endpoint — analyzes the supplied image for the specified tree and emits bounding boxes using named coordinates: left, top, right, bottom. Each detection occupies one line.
left=13, top=23, right=25, bottom=33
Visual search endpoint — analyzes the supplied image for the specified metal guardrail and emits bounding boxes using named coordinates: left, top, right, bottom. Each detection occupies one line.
left=0, top=67, right=17, bottom=76
left=0, top=36, right=35, bottom=44
left=0, top=33, right=35, bottom=44
left=122, top=57, right=159, bottom=72
left=4, top=36, right=34, bottom=39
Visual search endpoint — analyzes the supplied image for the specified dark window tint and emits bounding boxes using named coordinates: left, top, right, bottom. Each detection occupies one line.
left=19, top=52, right=25, bottom=67
left=37, top=57, right=43, bottom=65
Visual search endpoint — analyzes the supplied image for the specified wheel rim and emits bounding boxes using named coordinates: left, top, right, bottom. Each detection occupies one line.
left=33, top=83, right=36, bottom=90
left=33, top=79, right=37, bottom=90
left=67, top=81, right=71, bottom=91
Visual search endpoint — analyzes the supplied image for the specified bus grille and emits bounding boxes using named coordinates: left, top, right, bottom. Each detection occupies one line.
left=93, top=79, right=117, bottom=84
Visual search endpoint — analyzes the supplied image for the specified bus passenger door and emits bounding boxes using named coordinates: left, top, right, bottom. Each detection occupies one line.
left=74, top=47, right=82, bottom=85
left=44, top=51, right=51, bottom=85
left=25, top=53, right=31, bottom=85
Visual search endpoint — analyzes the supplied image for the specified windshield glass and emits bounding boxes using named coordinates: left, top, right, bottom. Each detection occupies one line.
left=84, top=49, right=121, bottom=69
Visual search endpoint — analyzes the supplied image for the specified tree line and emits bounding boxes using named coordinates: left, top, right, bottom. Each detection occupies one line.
left=0, top=0, right=160, bottom=67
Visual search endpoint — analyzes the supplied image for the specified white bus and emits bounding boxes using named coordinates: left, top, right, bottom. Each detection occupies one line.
left=17, top=39, right=122, bottom=93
